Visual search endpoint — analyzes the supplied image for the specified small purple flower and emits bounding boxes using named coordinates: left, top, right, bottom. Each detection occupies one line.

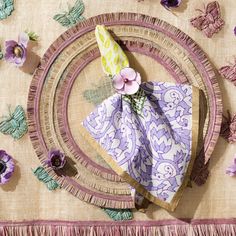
left=234, top=26, right=236, bottom=36
left=46, top=149, right=66, bottom=170
left=0, top=150, right=15, bottom=185
left=4, top=32, right=29, bottom=67
left=160, top=0, right=181, bottom=9
left=226, top=156, right=236, bottom=176
left=112, top=67, right=141, bottom=95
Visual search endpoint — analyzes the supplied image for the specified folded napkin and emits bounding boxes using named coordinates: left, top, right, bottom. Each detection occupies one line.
left=80, top=25, right=200, bottom=211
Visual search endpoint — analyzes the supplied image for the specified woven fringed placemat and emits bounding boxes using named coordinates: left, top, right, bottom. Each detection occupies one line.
left=27, top=13, right=222, bottom=209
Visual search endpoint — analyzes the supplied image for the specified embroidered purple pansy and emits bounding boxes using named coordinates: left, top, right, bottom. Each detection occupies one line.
left=4, top=32, right=29, bottom=67
left=226, top=156, right=236, bottom=176
left=160, top=0, right=181, bottom=9
left=112, top=67, right=141, bottom=95
left=46, top=149, right=66, bottom=170
left=0, top=150, right=14, bottom=185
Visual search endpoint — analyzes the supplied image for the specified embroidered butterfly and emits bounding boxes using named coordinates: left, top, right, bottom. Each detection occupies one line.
left=190, top=1, right=224, bottom=38
left=219, top=59, right=236, bottom=86
left=220, top=110, right=236, bottom=144
left=33, top=166, right=60, bottom=191
left=53, top=0, right=85, bottom=28
left=0, top=105, right=28, bottom=140
left=83, top=78, right=114, bottom=106
left=102, top=208, right=133, bottom=221
left=0, top=0, right=14, bottom=20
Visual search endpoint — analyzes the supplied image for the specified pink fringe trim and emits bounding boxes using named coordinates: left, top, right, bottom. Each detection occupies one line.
left=1, top=219, right=236, bottom=236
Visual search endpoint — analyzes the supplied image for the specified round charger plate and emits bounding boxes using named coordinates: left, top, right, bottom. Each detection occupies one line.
left=27, top=13, right=222, bottom=209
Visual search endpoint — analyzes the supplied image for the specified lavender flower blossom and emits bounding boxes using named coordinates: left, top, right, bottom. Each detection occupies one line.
left=5, top=32, right=29, bottom=67
left=160, top=0, right=181, bottom=9
left=112, top=67, right=141, bottom=95
left=0, top=150, right=14, bottom=185
left=46, top=149, right=66, bottom=170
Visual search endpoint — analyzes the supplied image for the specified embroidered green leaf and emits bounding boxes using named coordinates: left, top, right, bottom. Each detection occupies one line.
left=102, top=208, right=133, bottom=221
left=0, top=105, right=28, bottom=140
left=53, top=0, right=85, bottom=28
left=25, top=30, right=39, bottom=41
left=33, top=166, right=60, bottom=191
left=123, top=88, right=146, bottom=116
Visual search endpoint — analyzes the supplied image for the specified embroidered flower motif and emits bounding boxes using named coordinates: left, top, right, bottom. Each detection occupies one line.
left=112, top=67, right=141, bottom=95
left=160, top=0, right=181, bottom=9
left=0, top=0, right=14, bottom=20
left=234, top=26, right=236, bottom=36
left=4, top=32, right=29, bottom=67
left=46, top=149, right=66, bottom=170
left=0, top=150, right=14, bottom=185
left=226, top=156, right=236, bottom=176
left=220, top=111, right=236, bottom=143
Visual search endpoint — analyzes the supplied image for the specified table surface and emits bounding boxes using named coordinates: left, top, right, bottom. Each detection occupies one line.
left=0, top=0, right=235, bottom=221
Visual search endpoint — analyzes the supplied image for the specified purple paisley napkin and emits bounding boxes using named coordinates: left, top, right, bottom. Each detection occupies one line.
left=82, top=81, right=199, bottom=211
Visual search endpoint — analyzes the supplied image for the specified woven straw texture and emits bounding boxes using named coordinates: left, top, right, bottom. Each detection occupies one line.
left=0, top=0, right=235, bottom=222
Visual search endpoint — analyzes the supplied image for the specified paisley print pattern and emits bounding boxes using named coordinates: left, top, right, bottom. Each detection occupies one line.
left=83, top=81, right=193, bottom=204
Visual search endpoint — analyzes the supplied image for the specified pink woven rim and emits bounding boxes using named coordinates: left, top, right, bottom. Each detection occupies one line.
left=27, top=13, right=222, bottom=207
left=27, top=39, right=187, bottom=207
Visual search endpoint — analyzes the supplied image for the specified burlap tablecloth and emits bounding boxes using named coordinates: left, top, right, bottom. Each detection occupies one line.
left=0, top=0, right=235, bottom=224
